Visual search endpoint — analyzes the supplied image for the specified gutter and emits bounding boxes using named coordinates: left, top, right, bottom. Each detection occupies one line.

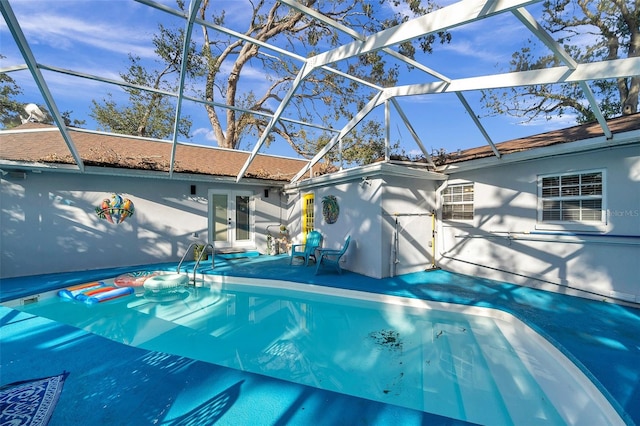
left=0, top=160, right=289, bottom=187
left=285, top=161, right=446, bottom=193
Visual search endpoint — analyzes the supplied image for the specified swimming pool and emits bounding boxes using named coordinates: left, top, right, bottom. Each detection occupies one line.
left=3, top=271, right=623, bottom=425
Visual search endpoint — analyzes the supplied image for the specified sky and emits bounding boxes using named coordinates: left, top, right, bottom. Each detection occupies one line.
left=1, top=0, right=588, bottom=161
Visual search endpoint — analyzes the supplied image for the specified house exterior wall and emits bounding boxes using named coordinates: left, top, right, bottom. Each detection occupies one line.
left=286, top=173, right=438, bottom=279
left=380, top=175, right=438, bottom=277
left=0, top=171, right=281, bottom=279
left=437, top=144, right=640, bottom=303
left=3, top=141, right=636, bottom=304
left=286, top=180, right=384, bottom=277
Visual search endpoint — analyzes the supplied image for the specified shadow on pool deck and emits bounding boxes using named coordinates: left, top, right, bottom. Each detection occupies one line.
left=1, top=253, right=639, bottom=425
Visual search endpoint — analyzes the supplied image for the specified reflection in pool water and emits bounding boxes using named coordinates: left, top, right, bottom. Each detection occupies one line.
left=7, top=274, right=622, bottom=425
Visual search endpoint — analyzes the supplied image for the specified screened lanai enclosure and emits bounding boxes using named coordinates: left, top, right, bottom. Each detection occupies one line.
left=2, top=4, right=640, bottom=424
left=2, top=0, right=638, bottom=178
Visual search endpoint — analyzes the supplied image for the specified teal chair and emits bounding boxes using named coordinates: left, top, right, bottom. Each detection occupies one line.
left=315, top=235, right=350, bottom=275
left=290, top=230, right=323, bottom=266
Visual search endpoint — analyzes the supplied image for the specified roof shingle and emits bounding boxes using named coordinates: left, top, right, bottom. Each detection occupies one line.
left=443, top=113, right=640, bottom=164
left=0, top=123, right=310, bottom=181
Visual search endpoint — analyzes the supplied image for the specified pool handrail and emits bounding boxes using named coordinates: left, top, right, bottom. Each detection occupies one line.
left=193, top=243, right=215, bottom=284
left=177, top=241, right=205, bottom=274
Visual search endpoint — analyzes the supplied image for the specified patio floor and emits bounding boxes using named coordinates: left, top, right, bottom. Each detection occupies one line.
left=1, top=254, right=639, bottom=425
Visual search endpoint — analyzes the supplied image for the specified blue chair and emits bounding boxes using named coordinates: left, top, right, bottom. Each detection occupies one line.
left=315, top=236, right=351, bottom=275
left=290, top=230, right=323, bottom=266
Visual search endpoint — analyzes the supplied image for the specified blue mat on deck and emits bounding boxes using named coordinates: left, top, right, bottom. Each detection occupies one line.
left=0, top=372, right=69, bottom=426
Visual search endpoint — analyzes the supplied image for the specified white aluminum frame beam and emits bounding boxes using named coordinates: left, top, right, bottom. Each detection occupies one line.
left=281, top=0, right=533, bottom=163
left=141, top=0, right=382, bottom=180
left=168, top=0, right=202, bottom=177
left=384, top=58, right=640, bottom=97
left=279, top=0, right=452, bottom=83
left=36, top=64, right=336, bottom=133
left=292, top=55, right=639, bottom=182
left=456, top=93, right=501, bottom=158
left=385, top=100, right=390, bottom=162
left=390, top=98, right=435, bottom=168
left=1, top=0, right=85, bottom=172
left=292, top=91, right=385, bottom=181
left=512, top=7, right=612, bottom=138
left=139, top=0, right=383, bottom=91
left=512, top=8, right=577, bottom=69
left=309, top=0, right=540, bottom=72
left=237, top=61, right=315, bottom=181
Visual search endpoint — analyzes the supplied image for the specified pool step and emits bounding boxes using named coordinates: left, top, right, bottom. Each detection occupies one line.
left=422, top=319, right=510, bottom=424
left=217, top=250, right=261, bottom=260
left=472, top=317, right=565, bottom=424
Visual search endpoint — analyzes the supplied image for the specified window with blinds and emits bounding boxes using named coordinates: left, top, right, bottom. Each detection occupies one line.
left=442, top=183, right=474, bottom=220
left=539, top=171, right=604, bottom=222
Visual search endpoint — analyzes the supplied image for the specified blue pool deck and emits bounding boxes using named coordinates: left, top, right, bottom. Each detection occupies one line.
left=1, top=254, right=639, bottom=425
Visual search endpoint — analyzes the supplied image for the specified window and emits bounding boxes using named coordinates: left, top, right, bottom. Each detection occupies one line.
left=442, top=183, right=474, bottom=220
left=538, top=171, right=604, bottom=223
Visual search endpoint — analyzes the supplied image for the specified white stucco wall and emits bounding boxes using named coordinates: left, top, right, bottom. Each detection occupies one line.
left=437, top=144, right=640, bottom=303
left=4, top=143, right=636, bottom=303
left=0, top=171, right=281, bottom=279
left=286, top=179, right=384, bottom=277
left=286, top=171, right=440, bottom=279
left=380, top=176, right=438, bottom=277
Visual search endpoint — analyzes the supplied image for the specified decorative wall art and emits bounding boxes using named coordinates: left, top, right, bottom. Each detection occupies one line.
left=95, top=193, right=135, bottom=224
left=322, top=195, right=340, bottom=224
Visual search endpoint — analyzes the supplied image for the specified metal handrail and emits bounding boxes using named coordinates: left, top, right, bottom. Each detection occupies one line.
left=192, top=243, right=214, bottom=285
left=177, top=241, right=204, bottom=273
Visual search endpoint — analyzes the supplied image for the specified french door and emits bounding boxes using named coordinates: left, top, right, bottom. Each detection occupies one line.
left=208, top=191, right=254, bottom=249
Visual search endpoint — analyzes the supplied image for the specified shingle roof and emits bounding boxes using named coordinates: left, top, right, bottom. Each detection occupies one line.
left=0, top=123, right=310, bottom=182
left=2, top=114, right=639, bottom=178
left=442, top=113, right=640, bottom=164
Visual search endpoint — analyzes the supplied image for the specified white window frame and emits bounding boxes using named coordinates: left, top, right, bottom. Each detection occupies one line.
left=442, top=183, right=474, bottom=221
left=537, top=169, right=607, bottom=231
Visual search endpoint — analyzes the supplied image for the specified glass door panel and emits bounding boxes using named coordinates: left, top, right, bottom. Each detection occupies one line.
left=209, top=191, right=254, bottom=249
left=235, top=195, right=250, bottom=241
left=212, top=194, right=230, bottom=245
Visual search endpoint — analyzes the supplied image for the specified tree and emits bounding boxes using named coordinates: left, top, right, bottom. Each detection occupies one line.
left=0, top=63, right=26, bottom=129
left=196, top=0, right=450, bottom=160
left=91, top=24, right=203, bottom=139
left=481, top=0, right=639, bottom=123
left=305, top=120, right=400, bottom=168
left=87, top=1, right=449, bottom=163
left=1, top=57, right=85, bottom=129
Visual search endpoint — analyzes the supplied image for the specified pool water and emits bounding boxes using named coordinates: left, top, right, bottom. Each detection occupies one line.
left=7, top=276, right=621, bottom=425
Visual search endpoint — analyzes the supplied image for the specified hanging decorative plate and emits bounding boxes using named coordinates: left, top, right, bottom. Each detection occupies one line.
left=322, top=195, right=339, bottom=224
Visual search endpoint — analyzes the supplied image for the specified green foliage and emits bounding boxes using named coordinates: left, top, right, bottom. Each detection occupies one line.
left=88, top=0, right=449, bottom=166
left=342, top=120, right=399, bottom=166
left=90, top=95, right=191, bottom=139
left=60, top=111, right=86, bottom=128
left=0, top=70, right=25, bottom=129
left=481, top=0, right=639, bottom=123
left=1, top=57, right=85, bottom=129
left=309, top=120, right=400, bottom=168
left=197, top=0, right=450, bottom=164
left=90, top=24, right=203, bottom=139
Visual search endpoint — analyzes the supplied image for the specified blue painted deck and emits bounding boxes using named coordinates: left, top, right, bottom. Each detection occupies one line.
left=1, top=254, right=639, bottom=425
